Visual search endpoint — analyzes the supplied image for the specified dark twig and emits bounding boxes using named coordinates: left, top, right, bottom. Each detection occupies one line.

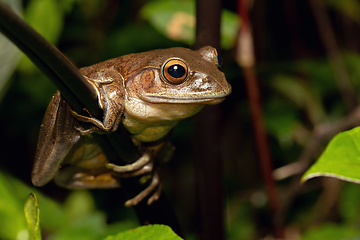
left=0, top=2, right=182, bottom=235
left=236, top=0, right=283, bottom=237
left=195, top=0, right=224, bottom=239
left=0, top=3, right=98, bottom=116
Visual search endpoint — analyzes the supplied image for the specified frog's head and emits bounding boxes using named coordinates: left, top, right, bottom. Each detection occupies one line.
left=126, top=46, right=231, bottom=105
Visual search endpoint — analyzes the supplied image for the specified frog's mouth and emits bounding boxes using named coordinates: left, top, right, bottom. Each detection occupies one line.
left=141, top=90, right=230, bottom=105
left=141, top=77, right=232, bottom=104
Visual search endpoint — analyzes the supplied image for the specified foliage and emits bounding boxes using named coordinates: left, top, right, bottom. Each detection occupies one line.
left=140, top=0, right=239, bottom=49
left=104, top=225, right=182, bottom=240
left=0, top=169, right=183, bottom=239
left=24, top=194, right=41, bottom=240
left=302, top=127, right=360, bottom=183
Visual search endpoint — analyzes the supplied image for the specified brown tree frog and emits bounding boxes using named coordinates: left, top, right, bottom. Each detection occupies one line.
left=31, top=46, right=231, bottom=207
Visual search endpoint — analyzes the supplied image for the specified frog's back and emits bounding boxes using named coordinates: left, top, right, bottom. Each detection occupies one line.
left=79, top=52, right=153, bottom=80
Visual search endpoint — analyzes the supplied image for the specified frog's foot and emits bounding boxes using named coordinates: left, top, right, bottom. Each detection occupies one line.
left=70, top=109, right=109, bottom=133
left=106, top=153, right=162, bottom=206
left=124, top=171, right=162, bottom=207
left=74, top=125, right=102, bottom=135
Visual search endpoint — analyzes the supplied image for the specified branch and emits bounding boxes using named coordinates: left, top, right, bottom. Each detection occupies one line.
left=236, top=0, right=283, bottom=237
left=0, top=3, right=98, bottom=116
left=0, top=2, right=182, bottom=235
left=195, top=0, right=224, bottom=239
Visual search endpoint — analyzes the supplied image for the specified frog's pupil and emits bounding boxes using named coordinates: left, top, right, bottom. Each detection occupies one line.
left=168, top=64, right=185, bottom=78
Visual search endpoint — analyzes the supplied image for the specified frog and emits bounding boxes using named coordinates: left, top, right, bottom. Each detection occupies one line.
left=31, top=46, right=231, bottom=207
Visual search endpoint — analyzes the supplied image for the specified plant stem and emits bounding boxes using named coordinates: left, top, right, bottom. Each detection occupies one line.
left=195, top=0, right=224, bottom=239
left=236, top=0, right=283, bottom=237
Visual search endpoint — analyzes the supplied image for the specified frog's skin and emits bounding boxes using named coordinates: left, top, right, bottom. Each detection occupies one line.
left=31, top=46, right=231, bottom=207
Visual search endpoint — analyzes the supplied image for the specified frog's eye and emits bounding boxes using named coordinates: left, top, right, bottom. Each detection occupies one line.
left=161, top=58, right=189, bottom=84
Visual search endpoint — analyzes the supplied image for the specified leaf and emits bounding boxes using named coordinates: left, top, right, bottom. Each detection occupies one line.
left=0, top=168, right=66, bottom=239
left=0, top=170, right=27, bottom=239
left=221, top=9, right=240, bottom=50
left=140, top=0, right=239, bottom=50
left=24, top=0, right=63, bottom=43
left=24, top=193, right=42, bottom=240
left=103, top=224, right=183, bottom=240
left=302, top=127, right=360, bottom=183
left=140, top=0, right=195, bottom=45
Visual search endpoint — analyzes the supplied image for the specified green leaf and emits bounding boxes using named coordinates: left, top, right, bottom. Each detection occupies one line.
left=0, top=171, right=29, bottom=239
left=104, top=225, right=183, bottom=240
left=24, top=0, right=63, bottom=43
left=140, top=0, right=239, bottom=50
left=140, top=0, right=195, bottom=45
left=302, top=127, right=360, bottom=183
left=0, top=168, right=66, bottom=238
left=221, top=9, right=240, bottom=50
left=24, top=193, right=42, bottom=240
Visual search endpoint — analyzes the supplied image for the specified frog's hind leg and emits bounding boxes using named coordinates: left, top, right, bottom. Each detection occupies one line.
left=54, top=167, right=120, bottom=189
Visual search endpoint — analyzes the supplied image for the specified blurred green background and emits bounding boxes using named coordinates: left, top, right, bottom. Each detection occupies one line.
left=2, top=0, right=360, bottom=239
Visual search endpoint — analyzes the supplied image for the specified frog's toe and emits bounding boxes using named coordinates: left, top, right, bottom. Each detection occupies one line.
left=124, top=171, right=161, bottom=207
left=74, top=126, right=101, bottom=135
left=106, top=153, right=151, bottom=174
left=147, top=181, right=162, bottom=205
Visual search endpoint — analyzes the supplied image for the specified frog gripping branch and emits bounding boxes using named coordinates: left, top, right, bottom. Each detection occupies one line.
left=0, top=1, right=231, bottom=235
left=32, top=46, right=231, bottom=207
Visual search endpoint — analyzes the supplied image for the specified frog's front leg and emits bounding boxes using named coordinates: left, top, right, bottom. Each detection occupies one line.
left=72, top=68, right=125, bottom=134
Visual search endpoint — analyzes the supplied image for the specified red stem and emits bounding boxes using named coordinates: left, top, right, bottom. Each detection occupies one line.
left=237, top=0, right=283, bottom=237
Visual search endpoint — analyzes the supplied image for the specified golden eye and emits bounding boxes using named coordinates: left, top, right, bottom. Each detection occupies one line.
left=161, top=58, right=189, bottom=84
